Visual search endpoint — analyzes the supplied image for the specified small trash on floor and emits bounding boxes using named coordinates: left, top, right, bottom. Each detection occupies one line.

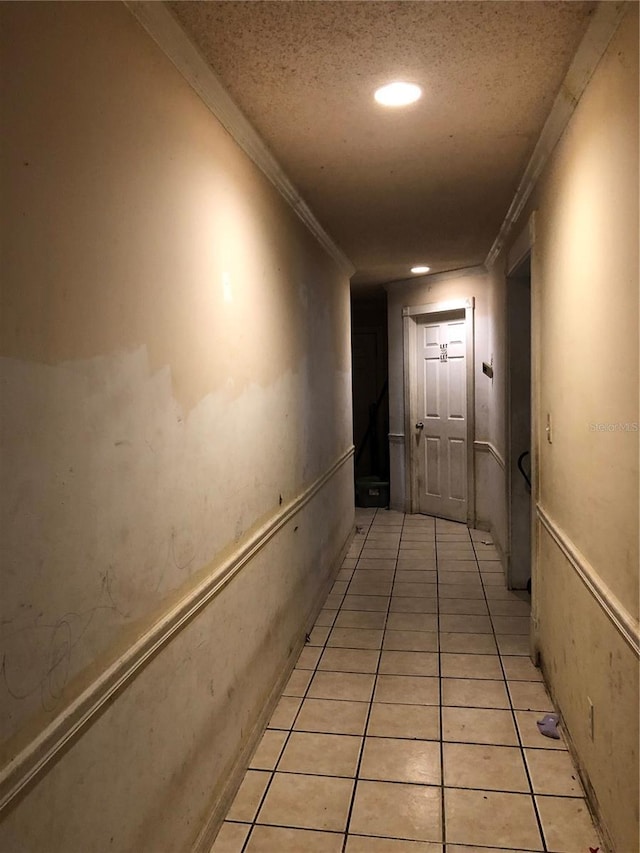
left=481, top=539, right=492, bottom=545
left=537, top=712, right=561, bottom=739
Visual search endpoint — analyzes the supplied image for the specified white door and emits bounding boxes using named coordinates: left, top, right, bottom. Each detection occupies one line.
left=414, top=311, right=467, bottom=521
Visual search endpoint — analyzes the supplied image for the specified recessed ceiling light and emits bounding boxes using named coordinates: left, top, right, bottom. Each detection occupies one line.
left=374, top=82, right=422, bottom=107
left=411, top=265, right=430, bottom=274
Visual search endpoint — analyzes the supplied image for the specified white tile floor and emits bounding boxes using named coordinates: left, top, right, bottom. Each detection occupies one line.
left=211, top=510, right=603, bottom=853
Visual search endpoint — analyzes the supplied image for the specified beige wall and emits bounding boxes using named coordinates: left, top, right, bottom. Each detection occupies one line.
left=534, top=12, right=639, bottom=611
left=0, top=3, right=353, bottom=850
left=489, top=7, right=639, bottom=849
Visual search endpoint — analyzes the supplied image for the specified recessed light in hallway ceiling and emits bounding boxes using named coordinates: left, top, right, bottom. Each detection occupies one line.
left=411, top=266, right=430, bottom=274
left=168, top=0, right=599, bottom=289
left=374, top=81, right=422, bottom=107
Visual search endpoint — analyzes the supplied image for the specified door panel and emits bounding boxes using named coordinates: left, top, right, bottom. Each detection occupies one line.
left=448, top=359, right=465, bottom=418
left=415, top=311, right=467, bottom=521
left=425, top=436, right=441, bottom=496
left=449, top=438, right=466, bottom=501
left=424, top=325, right=440, bottom=347
left=425, top=360, right=439, bottom=417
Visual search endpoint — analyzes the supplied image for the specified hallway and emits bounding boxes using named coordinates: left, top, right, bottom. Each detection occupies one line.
left=213, top=510, right=600, bottom=852
left=1, top=4, right=637, bottom=850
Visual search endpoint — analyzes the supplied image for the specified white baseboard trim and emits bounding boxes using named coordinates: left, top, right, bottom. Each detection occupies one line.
left=537, top=504, right=639, bottom=657
left=537, top=657, right=615, bottom=853
left=473, top=440, right=506, bottom=471
left=0, top=446, right=355, bottom=814
left=191, top=641, right=304, bottom=853
left=124, top=1, right=354, bottom=278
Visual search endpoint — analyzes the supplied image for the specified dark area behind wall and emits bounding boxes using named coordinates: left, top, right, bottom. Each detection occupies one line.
left=351, top=291, right=389, bottom=485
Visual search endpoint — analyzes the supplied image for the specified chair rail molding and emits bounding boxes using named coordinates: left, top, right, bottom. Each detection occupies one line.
left=473, top=439, right=506, bottom=471
left=537, top=503, right=640, bottom=657
left=0, top=445, right=355, bottom=814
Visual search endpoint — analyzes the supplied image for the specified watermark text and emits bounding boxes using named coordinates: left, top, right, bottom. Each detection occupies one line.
left=588, top=422, right=638, bottom=432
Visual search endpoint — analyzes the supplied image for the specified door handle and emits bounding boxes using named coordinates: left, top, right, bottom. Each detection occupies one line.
left=415, top=422, right=424, bottom=430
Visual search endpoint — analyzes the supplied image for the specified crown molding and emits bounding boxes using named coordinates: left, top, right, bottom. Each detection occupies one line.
left=124, top=1, right=355, bottom=278
left=486, top=1, right=628, bottom=268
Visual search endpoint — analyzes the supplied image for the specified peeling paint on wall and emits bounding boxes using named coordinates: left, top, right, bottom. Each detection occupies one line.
left=0, top=3, right=354, bottom=847
left=0, top=344, right=351, bottom=747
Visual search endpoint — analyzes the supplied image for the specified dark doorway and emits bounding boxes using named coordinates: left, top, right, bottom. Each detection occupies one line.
left=507, top=255, right=532, bottom=590
left=351, top=291, right=389, bottom=488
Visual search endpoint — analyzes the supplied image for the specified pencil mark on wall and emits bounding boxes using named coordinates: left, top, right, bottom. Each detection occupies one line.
left=170, top=527, right=198, bottom=572
left=1, top=571, right=124, bottom=713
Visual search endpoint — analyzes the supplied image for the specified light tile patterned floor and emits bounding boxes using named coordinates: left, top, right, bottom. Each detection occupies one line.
left=212, top=510, right=603, bottom=853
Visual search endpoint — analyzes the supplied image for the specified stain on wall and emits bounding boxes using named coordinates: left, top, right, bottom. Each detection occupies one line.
left=0, top=3, right=354, bottom=848
left=489, top=8, right=639, bottom=849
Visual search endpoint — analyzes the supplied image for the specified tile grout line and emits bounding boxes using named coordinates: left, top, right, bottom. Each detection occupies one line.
left=226, top=517, right=551, bottom=852
left=338, top=507, right=378, bottom=853
left=240, top=617, right=324, bottom=849
left=219, top=516, right=597, bottom=853
left=226, top=770, right=589, bottom=795
left=340, top=507, right=405, bottom=852
left=233, top=522, right=540, bottom=852
left=471, top=534, right=549, bottom=853
left=239, top=513, right=366, bottom=852
left=435, top=518, right=448, bottom=853
left=434, top=520, right=484, bottom=849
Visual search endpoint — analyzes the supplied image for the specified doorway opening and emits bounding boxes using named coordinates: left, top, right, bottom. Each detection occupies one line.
left=351, top=291, right=390, bottom=507
left=507, top=254, right=532, bottom=590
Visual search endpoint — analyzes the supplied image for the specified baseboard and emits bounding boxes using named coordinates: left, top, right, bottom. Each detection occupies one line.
left=536, top=505, right=639, bottom=852
left=190, top=639, right=304, bottom=853
left=190, top=523, right=356, bottom=852
left=539, top=659, right=614, bottom=853
left=0, top=447, right=354, bottom=815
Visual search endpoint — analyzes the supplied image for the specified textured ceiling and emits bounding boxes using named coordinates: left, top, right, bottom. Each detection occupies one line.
left=168, top=0, right=596, bottom=288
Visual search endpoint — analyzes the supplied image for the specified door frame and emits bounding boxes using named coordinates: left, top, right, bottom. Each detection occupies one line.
left=505, top=252, right=532, bottom=589
left=402, top=297, right=475, bottom=523
left=506, top=213, right=540, bottom=659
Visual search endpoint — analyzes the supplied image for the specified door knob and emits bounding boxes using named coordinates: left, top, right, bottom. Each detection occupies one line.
left=415, top=422, right=424, bottom=429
